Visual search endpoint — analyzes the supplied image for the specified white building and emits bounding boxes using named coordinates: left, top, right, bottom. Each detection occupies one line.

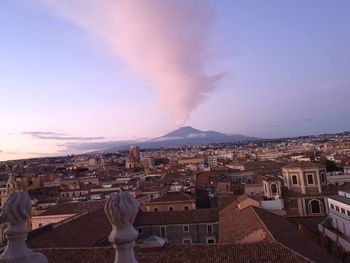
left=319, top=190, right=350, bottom=251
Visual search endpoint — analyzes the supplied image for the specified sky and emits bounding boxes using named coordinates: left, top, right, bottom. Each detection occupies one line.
left=0, top=0, right=350, bottom=161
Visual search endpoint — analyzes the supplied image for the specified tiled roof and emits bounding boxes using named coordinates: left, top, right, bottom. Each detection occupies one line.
left=283, top=162, right=325, bottom=170
left=135, top=209, right=218, bottom=226
left=29, top=208, right=218, bottom=249
left=28, top=208, right=110, bottom=249
left=37, top=243, right=312, bottom=263
left=219, top=200, right=338, bottom=263
left=252, top=207, right=336, bottom=263
left=149, top=191, right=194, bottom=203
left=35, top=200, right=105, bottom=216
left=219, top=201, right=272, bottom=244
left=218, top=194, right=236, bottom=210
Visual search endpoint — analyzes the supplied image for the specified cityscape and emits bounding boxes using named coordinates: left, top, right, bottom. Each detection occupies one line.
left=1, top=1, right=350, bottom=263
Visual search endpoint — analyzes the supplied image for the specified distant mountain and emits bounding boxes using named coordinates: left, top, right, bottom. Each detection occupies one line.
left=98, top=126, right=258, bottom=152
left=143, top=126, right=258, bottom=147
left=79, top=126, right=258, bottom=153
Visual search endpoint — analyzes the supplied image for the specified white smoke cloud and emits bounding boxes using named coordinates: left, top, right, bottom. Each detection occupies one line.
left=41, top=0, right=222, bottom=125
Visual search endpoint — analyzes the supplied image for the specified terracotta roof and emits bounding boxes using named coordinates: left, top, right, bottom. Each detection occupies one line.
left=219, top=201, right=272, bottom=244
left=218, top=194, right=236, bottom=210
left=283, top=162, right=325, bottom=170
left=135, top=209, right=218, bottom=226
left=37, top=243, right=312, bottom=263
left=149, top=191, right=194, bottom=203
left=35, top=201, right=105, bottom=216
left=29, top=208, right=110, bottom=249
left=235, top=194, right=251, bottom=203
left=219, top=200, right=337, bottom=263
left=29, top=208, right=218, bottom=249
left=252, top=207, right=336, bottom=263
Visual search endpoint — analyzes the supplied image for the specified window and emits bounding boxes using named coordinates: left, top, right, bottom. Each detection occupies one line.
left=160, top=226, right=166, bottom=238
left=183, top=225, right=189, bottom=233
left=38, top=223, right=43, bottom=228
left=307, top=174, right=314, bottom=185
left=153, top=207, right=159, bottom=212
left=207, top=224, right=213, bottom=235
left=271, top=184, right=277, bottom=194
left=336, top=206, right=340, bottom=212
left=342, top=208, right=346, bottom=214
left=138, top=227, right=143, bottom=235
left=169, top=207, right=174, bottom=211
left=330, top=204, right=334, bottom=210
left=292, top=175, right=298, bottom=185
left=184, top=206, right=189, bottom=211
left=347, top=211, right=350, bottom=216
left=206, top=237, right=216, bottom=244
left=320, top=172, right=326, bottom=183
left=310, top=200, right=321, bottom=214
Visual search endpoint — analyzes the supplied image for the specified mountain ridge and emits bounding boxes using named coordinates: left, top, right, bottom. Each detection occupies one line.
left=99, top=126, right=258, bottom=152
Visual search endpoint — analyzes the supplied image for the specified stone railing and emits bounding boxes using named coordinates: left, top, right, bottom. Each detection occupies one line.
left=0, top=190, right=139, bottom=263
left=105, top=191, right=139, bottom=263
left=0, top=191, right=47, bottom=263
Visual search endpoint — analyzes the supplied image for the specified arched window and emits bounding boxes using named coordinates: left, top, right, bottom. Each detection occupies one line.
left=309, top=199, right=322, bottom=214
left=271, top=184, right=277, bottom=194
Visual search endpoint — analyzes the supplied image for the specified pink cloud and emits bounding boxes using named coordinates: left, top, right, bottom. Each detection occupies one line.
left=42, top=0, right=222, bottom=126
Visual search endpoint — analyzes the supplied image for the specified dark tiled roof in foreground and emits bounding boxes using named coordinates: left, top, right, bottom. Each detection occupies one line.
left=29, top=208, right=110, bottom=249
left=36, top=200, right=105, bottom=216
left=29, top=208, right=219, bottom=249
left=219, top=201, right=338, bottom=263
left=38, top=243, right=311, bottom=263
left=252, top=207, right=337, bottom=263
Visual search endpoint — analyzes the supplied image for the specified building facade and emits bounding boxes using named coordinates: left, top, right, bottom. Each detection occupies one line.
left=135, top=209, right=218, bottom=244
left=282, top=162, right=328, bottom=217
left=319, top=190, right=350, bottom=257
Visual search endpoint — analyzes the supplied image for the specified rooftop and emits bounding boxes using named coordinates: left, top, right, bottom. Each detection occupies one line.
left=37, top=243, right=312, bottom=263
left=29, top=207, right=219, bottom=249
left=328, top=195, right=350, bottom=206
left=149, top=191, right=194, bottom=203
left=34, top=200, right=105, bottom=217
left=283, top=161, right=325, bottom=170
left=219, top=200, right=337, bottom=263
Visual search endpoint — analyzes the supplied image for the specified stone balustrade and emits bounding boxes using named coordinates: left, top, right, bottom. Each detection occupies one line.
left=105, top=191, right=139, bottom=263
left=0, top=191, right=47, bottom=263
left=0, top=190, right=139, bottom=263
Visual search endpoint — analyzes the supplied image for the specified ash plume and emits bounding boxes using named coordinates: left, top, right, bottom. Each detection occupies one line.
left=42, top=0, right=222, bottom=125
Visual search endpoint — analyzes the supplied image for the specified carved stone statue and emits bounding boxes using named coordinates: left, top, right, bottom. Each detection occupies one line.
left=105, top=191, right=139, bottom=263
left=0, top=191, right=47, bottom=263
